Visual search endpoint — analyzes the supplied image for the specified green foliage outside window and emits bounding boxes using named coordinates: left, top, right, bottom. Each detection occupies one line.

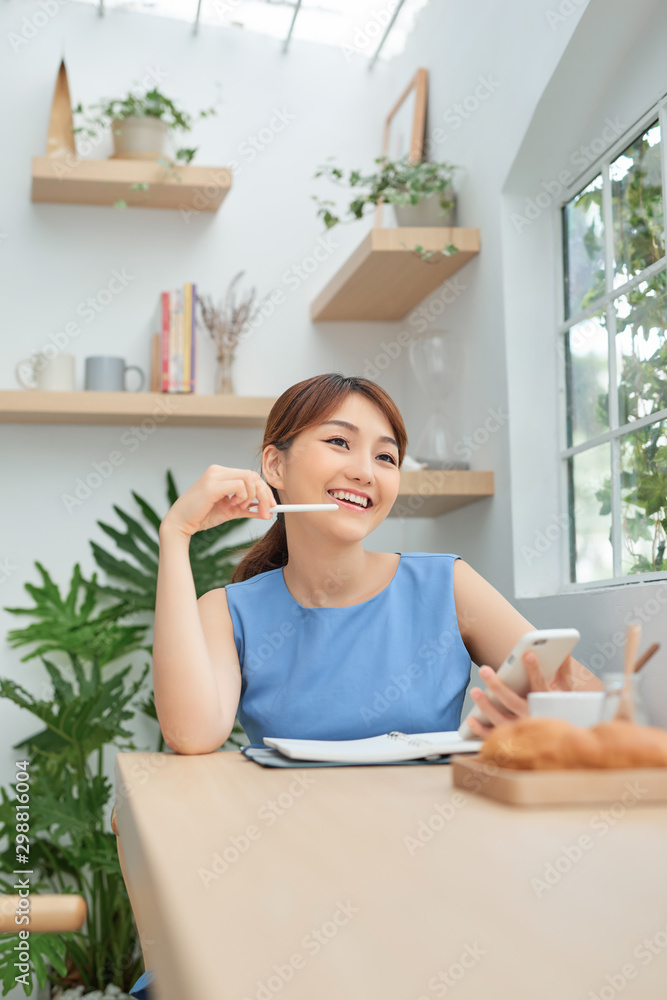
left=564, top=119, right=666, bottom=577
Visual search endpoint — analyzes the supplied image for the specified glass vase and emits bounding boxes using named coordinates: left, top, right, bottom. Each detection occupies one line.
left=599, top=672, right=649, bottom=725
left=215, top=352, right=235, bottom=395
left=408, top=328, right=468, bottom=469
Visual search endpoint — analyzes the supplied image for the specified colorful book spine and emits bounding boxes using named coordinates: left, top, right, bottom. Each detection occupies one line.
left=190, top=283, right=197, bottom=393
left=177, top=288, right=184, bottom=393
left=159, top=284, right=197, bottom=393
left=169, top=290, right=176, bottom=392
left=183, top=283, right=192, bottom=394
left=161, top=291, right=170, bottom=392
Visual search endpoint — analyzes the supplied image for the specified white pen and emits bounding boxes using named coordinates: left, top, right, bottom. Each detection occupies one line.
left=248, top=502, right=339, bottom=512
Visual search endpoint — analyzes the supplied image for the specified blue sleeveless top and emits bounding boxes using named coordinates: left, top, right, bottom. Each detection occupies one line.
left=224, top=552, right=472, bottom=744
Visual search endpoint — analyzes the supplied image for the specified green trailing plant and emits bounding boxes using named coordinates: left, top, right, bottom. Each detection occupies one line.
left=312, top=154, right=460, bottom=261
left=72, top=85, right=221, bottom=208
left=0, top=473, right=255, bottom=996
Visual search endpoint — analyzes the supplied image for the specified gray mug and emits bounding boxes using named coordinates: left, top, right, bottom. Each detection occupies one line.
left=84, top=356, right=145, bottom=392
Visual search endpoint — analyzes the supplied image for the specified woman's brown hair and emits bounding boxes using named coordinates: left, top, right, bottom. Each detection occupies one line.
left=230, top=373, right=408, bottom=583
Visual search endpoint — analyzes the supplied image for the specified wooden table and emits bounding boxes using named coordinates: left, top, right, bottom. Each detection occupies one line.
left=114, top=751, right=667, bottom=1000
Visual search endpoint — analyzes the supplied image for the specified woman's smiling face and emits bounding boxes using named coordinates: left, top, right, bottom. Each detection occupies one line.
left=263, top=393, right=401, bottom=529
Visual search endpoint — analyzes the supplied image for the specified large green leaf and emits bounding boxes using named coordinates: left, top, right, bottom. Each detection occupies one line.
left=0, top=931, right=70, bottom=997
left=3, top=563, right=148, bottom=667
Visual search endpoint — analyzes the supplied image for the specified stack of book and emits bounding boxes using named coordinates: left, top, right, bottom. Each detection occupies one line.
left=152, top=283, right=197, bottom=393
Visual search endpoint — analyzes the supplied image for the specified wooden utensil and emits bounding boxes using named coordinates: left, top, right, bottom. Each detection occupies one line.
left=634, top=642, right=659, bottom=674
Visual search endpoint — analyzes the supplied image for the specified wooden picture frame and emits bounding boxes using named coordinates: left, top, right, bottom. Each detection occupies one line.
left=375, top=67, right=428, bottom=226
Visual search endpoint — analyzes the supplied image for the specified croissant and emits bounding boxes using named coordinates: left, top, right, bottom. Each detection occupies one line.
left=478, top=717, right=667, bottom=770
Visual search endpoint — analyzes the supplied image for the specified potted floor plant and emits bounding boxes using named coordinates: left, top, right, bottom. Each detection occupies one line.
left=0, top=472, right=254, bottom=997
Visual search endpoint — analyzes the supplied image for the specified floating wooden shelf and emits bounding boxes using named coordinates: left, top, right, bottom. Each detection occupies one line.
left=310, top=227, right=480, bottom=321
left=389, top=468, right=494, bottom=517
left=1, top=392, right=494, bottom=515
left=0, top=391, right=273, bottom=427
left=31, top=156, right=232, bottom=212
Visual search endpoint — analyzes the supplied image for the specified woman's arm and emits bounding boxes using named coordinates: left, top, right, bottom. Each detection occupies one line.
left=452, top=559, right=603, bottom=735
left=153, top=523, right=228, bottom=754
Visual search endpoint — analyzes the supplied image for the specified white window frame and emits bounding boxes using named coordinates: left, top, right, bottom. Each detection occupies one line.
left=555, top=93, right=667, bottom=592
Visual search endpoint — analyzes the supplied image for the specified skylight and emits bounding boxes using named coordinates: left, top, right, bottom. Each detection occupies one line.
left=71, top=0, right=431, bottom=61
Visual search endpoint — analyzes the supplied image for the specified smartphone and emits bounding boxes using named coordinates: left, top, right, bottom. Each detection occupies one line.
left=457, top=628, right=580, bottom=740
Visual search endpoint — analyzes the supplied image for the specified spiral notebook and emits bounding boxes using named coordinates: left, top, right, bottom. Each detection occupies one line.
left=261, top=731, right=482, bottom=764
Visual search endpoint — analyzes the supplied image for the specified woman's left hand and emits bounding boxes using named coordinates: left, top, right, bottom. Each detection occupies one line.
left=466, top=651, right=570, bottom=739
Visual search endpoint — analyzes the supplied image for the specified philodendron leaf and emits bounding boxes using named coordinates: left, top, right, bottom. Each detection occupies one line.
left=4, top=662, right=149, bottom=760
left=3, top=563, right=148, bottom=666
left=0, top=931, right=70, bottom=997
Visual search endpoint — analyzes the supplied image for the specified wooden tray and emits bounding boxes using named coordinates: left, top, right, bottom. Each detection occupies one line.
left=451, top=754, right=667, bottom=806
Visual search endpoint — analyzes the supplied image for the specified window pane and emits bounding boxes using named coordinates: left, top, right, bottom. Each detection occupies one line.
left=564, top=312, right=609, bottom=447
left=615, top=269, right=667, bottom=425
left=620, top=419, right=667, bottom=576
left=563, top=175, right=605, bottom=318
left=611, top=121, right=664, bottom=288
left=569, top=443, right=613, bottom=582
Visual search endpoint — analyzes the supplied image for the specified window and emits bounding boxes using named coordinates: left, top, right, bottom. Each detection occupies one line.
left=560, top=100, right=667, bottom=585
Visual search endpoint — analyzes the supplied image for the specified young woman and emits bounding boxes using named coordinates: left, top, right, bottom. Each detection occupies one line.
left=127, top=372, right=602, bottom=998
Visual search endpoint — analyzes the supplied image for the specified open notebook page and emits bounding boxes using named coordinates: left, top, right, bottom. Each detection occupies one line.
left=262, top=731, right=483, bottom=763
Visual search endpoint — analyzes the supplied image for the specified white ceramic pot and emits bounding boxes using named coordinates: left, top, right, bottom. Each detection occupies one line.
left=111, top=116, right=171, bottom=160
left=392, top=189, right=457, bottom=227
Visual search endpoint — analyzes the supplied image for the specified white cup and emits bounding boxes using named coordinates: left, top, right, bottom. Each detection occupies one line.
left=15, top=351, right=76, bottom=391
left=528, top=691, right=605, bottom=727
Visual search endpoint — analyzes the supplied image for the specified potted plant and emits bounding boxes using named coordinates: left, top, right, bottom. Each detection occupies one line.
left=312, top=154, right=460, bottom=261
left=0, top=473, right=255, bottom=997
left=313, top=154, right=459, bottom=227
left=72, top=87, right=220, bottom=164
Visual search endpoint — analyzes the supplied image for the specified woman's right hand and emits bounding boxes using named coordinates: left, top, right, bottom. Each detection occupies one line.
left=159, top=465, right=276, bottom=539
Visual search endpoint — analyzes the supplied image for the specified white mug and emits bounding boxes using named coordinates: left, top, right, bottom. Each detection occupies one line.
left=528, top=691, right=606, bottom=727
left=16, top=351, right=76, bottom=391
